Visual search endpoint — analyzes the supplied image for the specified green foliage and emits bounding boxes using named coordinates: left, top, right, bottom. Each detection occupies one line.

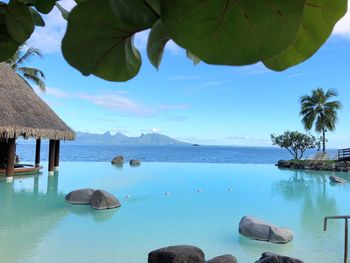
left=33, top=0, right=57, bottom=14
left=263, top=0, right=347, bottom=71
left=161, top=0, right=306, bottom=65
left=271, top=131, right=320, bottom=160
left=0, top=0, right=348, bottom=81
left=6, top=45, right=46, bottom=91
left=300, top=88, right=342, bottom=152
left=147, top=19, right=170, bottom=69
left=61, top=0, right=143, bottom=81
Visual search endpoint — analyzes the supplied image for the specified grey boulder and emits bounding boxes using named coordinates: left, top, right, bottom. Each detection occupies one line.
left=206, top=254, right=237, bottom=263
left=111, top=155, right=124, bottom=165
left=65, top=188, right=95, bottom=204
left=239, top=216, right=293, bottom=244
left=90, top=190, right=121, bottom=210
left=148, top=245, right=205, bottom=263
left=255, top=252, right=304, bottom=263
left=130, top=159, right=141, bottom=166
left=330, top=175, right=346, bottom=184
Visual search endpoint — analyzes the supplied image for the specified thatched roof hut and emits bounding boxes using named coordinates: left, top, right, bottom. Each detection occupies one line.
left=0, top=62, right=75, bottom=178
left=0, top=62, right=75, bottom=140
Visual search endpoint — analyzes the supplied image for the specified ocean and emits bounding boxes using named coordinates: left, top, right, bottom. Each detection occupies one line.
left=16, top=143, right=337, bottom=164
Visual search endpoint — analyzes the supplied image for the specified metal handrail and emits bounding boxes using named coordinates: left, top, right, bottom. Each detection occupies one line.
left=338, top=148, right=350, bottom=161
left=324, top=215, right=350, bottom=263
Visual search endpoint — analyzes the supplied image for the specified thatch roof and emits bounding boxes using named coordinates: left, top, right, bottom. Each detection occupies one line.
left=0, top=63, right=75, bottom=140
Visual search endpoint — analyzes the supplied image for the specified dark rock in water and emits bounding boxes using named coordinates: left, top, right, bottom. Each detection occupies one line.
left=130, top=159, right=141, bottom=166
left=330, top=175, right=347, bottom=184
left=206, top=254, right=237, bottom=263
left=65, top=189, right=95, bottom=204
left=277, top=160, right=291, bottom=168
left=255, top=252, right=304, bottom=263
left=239, top=216, right=293, bottom=244
left=111, top=155, right=124, bottom=165
left=90, top=190, right=121, bottom=210
left=148, top=245, right=205, bottom=263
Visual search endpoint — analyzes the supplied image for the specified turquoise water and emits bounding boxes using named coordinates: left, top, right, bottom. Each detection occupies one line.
left=0, top=162, right=349, bottom=262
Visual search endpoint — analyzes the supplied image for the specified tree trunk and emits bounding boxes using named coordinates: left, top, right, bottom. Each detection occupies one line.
left=322, top=128, right=326, bottom=153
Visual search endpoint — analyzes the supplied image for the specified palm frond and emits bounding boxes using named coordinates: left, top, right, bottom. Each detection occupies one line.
left=18, top=67, right=46, bottom=92
left=16, top=47, right=42, bottom=66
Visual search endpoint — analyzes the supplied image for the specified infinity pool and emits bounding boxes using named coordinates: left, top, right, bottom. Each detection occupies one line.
left=0, top=162, right=349, bottom=262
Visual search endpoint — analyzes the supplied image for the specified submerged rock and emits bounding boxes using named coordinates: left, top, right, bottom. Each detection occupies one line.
left=111, top=155, right=124, bottom=165
left=255, top=252, right=304, bottom=263
left=239, top=216, right=293, bottom=244
left=130, top=159, right=141, bottom=166
left=330, top=175, right=347, bottom=184
left=206, top=254, right=237, bottom=263
left=90, top=190, right=121, bottom=210
left=148, top=245, right=205, bottom=263
left=65, top=188, right=95, bottom=204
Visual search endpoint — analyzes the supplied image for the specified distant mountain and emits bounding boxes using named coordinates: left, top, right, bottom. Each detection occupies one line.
left=73, top=131, right=190, bottom=145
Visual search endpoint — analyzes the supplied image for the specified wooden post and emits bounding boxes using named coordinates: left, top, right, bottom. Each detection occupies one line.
left=54, top=140, right=60, bottom=171
left=48, top=139, right=55, bottom=175
left=6, top=138, right=16, bottom=181
left=35, top=138, right=41, bottom=167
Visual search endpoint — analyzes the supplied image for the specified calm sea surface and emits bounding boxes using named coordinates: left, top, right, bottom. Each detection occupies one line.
left=16, top=143, right=337, bottom=164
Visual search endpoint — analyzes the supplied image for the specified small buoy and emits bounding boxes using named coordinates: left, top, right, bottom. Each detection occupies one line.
left=197, top=189, right=202, bottom=193
left=165, top=192, right=170, bottom=196
left=228, top=188, right=232, bottom=192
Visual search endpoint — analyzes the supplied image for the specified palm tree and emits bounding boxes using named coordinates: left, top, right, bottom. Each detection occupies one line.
left=6, top=45, right=46, bottom=92
left=300, top=88, right=342, bottom=152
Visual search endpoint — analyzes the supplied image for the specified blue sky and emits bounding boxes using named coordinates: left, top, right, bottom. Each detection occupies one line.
left=22, top=0, right=350, bottom=147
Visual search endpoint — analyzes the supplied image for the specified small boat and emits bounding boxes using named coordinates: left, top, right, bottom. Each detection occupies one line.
left=0, top=164, right=42, bottom=175
left=192, top=144, right=200, bottom=147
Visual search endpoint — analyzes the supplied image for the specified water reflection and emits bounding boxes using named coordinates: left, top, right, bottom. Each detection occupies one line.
left=272, top=169, right=343, bottom=252
left=0, top=174, right=68, bottom=263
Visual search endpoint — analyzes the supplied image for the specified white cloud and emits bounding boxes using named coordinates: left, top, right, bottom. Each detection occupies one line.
left=77, top=92, right=156, bottom=117
left=39, top=87, right=191, bottom=117
left=164, top=116, right=187, bottom=122
left=286, top=73, right=304, bottom=79
left=158, top=104, right=191, bottom=110
left=28, top=0, right=76, bottom=53
left=333, top=1, right=350, bottom=39
left=151, top=127, right=162, bottom=133
left=140, top=128, right=162, bottom=133
left=45, top=87, right=70, bottom=98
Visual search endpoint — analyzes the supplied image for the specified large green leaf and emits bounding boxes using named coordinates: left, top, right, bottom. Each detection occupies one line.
left=110, top=0, right=158, bottom=29
left=263, top=0, right=347, bottom=71
left=0, top=20, right=18, bottom=61
left=34, top=0, right=56, bottom=14
left=161, top=0, right=306, bottom=66
left=29, top=7, right=45, bottom=26
left=5, top=0, right=34, bottom=43
left=186, top=50, right=200, bottom=65
left=62, top=0, right=143, bottom=81
left=145, top=0, right=160, bottom=15
left=147, top=19, right=170, bottom=69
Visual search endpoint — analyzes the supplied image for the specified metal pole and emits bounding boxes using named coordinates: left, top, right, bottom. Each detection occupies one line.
left=345, top=219, right=348, bottom=263
left=324, top=215, right=350, bottom=263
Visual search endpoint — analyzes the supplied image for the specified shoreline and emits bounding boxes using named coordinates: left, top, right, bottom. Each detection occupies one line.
left=276, top=159, right=350, bottom=172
